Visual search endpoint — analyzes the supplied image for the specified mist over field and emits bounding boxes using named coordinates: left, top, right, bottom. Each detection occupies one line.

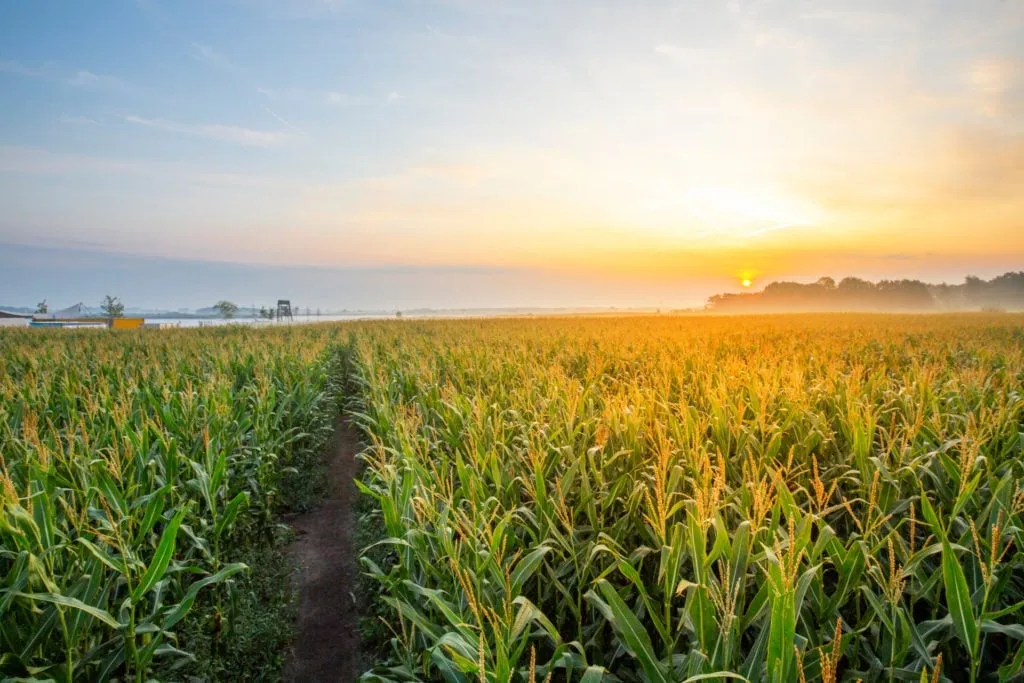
left=3, top=242, right=1022, bottom=313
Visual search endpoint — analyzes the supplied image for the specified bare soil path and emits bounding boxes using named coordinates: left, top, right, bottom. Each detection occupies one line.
left=285, top=419, right=362, bottom=682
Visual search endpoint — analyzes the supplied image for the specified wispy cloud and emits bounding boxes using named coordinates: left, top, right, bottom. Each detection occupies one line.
left=261, top=105, right=298, bottom=130
left=58, top=114, right=100, bottom=125
left=0, top=60, right=129, bottom=91
left=233, top=0, right=347, bottom=19
left=257, top=86, right=372, bottom=107
left=0, top=145, right=282, bottom=187
left=66, top=70, right=129, bottom=90
left=188, top=42, right=237, bottom=73
left=122, top=114, right=294, bottom=146
left=325, top=91, right=370, bottom=106
left=386, top=91, right=405, bottom=103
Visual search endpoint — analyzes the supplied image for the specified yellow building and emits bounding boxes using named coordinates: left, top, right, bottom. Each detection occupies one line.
left=110, top=318, right=145, bottom=329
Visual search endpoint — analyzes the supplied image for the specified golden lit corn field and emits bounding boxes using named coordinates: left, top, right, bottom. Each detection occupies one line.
left=349, top=315, right=1024, bottom=683
left=3, top=314, right=1024, bottom=682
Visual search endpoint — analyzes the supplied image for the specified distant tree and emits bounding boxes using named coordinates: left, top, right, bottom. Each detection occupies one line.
left=35, top=300, right=48, bottom=314
left=101, top=295, right=125, bottom=318
left=259, top=306, right=274, bottom=320
left=984, top=271, right=1024, bottom=309
left=708, top=271, right=1024, bottom=313
left=838, top=277, right=874, bottom=292
left=213, top=300, right=239, bottom=319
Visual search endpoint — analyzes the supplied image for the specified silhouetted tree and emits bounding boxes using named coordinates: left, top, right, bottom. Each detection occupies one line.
left=838, top=277, right=874, bottom=292
left=101, top=295, right=125, bottom=318
left=704, top=272, right=1024, bottom=312
left=213, top=301, right=239, bottom=319
left=816, top=276, right=837, bottom=290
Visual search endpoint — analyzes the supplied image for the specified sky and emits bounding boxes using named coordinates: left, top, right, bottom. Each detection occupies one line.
left=1, top=0, right=1022, bottom=309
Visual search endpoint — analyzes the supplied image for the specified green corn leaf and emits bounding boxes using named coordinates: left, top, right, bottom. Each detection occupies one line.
left=999, top=642, right=1024, bottom=681
left=918, top=492, right=943, bottom=540
left=981, top=620, right=1024, bottom=640
left=161, top=563, right=247, bottom=630
left=14, top=592, right=120, bottom=630
left=510, top=544, right=552, bottom=594
left=860, top=587, right=895, bottom=634
left=983, top=598, right=1024, bottom=621
left=131, top=507, right=187, bottom=604
left=940, top=537, right=978, bottom=659
left=135, top=484, right=169, bottom=543
left=77, top=538, right=124, bottom=576
left=579, top=666, right=608, bottom=683
left=511, top=596, right=560, bottom=643
left=93, top=469, right=127, bottom=521
left=830, top=541, right=866, bottom=610
left=68, top=557, right=107, bottom=641
left=213, top=490, right=249, bottom=539
left=585, top=579, right=669, bottom=683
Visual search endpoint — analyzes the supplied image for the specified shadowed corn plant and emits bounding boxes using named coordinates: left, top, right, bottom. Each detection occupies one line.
left=0, top=325, right=345, bottom=681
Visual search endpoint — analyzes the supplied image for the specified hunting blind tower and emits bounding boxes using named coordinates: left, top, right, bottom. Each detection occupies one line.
left=276, top=299, right=293, bottom=321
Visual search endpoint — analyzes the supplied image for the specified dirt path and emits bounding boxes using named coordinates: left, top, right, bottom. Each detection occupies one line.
left=285, top=419, right=362, bottom=682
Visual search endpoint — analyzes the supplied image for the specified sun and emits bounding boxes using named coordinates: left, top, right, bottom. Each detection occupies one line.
left=742, top=278, right=752, bottom=288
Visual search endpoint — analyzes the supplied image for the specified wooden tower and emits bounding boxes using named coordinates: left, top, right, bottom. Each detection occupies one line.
left=276, top=299, right=293, bottom=321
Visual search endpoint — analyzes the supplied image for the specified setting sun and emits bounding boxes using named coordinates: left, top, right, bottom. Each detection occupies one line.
left=742, top=279, right=753, bottom=288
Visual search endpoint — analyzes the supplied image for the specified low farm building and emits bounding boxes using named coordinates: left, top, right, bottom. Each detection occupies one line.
left=0, top=310, right=31, bottom=327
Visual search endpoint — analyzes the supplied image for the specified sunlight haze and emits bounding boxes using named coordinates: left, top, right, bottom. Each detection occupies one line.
left=1, top=0, right=1022, bottom=307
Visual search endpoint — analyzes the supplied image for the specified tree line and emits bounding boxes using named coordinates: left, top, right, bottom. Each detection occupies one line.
left=706, top=271, right=1024, bottom=312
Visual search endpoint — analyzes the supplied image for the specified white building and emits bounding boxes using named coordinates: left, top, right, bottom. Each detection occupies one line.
left=0, top=311, right=31, bottom=327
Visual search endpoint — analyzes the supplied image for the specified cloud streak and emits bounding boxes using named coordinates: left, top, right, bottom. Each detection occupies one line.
left=261, top=105, right=298, bottom=130
left=58, top=114, right=100, bottom=125
left=0, top=145, right=289, bottom=188
left=66, top=70, right=128, bottom=90
left=188, top=42, right=238, bottom=73
left=257, top=86, right=380, bottom=107
left=122, top=114, right=295, bottom=146
left=0, top=60, right=129, bottom=91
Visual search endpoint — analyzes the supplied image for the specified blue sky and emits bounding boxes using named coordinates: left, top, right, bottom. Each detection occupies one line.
left=1, top=1, right=1022, bottom=308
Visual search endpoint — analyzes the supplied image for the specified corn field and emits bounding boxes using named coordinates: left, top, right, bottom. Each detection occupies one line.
left=4, top=315, right=1024, bottom=682
left=0, top=326, right=345, bottom=681
left=351, top=315, right=1024, bottom=682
